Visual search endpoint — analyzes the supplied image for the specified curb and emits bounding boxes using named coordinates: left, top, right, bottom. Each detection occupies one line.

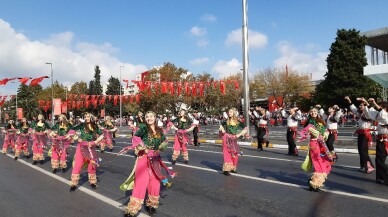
left=117, top=134, right=376, bottom=155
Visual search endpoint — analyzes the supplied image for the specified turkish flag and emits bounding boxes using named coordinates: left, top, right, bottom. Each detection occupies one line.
left=30, top=76, right=49, bottom=86
left=130, top=95, right=134, bottom=103
left=192, top=82, right=197, bottom=96
left=184, top=82, right=190, bottom=95
left=220, top=80, right=226, bottom=95
left=169, top=82, right=175, bottom=95
left=0, top=78, right=16, bottom=85
left=161, top=82, right=168, bottom=93
left=199, top=82, right=205, bottom=97
left=17, top=108, right=23, bottom=119
left=18, top=77, right=32, bottom=85
left=212, top=81, right=218, bottom=88
left=114, top=95, right=118, bottom=106
left=61, top=102, right=67, bottom=114
left=135, top=94, right=140, bottom=103
left=234, top=80, right=239, bottom=89
left=123, top=79, right=129, bottom=89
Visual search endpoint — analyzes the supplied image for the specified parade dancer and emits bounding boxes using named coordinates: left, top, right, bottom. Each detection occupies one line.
left=324, top=105, right=342, bottom=162
left=50, top=114, right=73, bottom=173
left=31, top=114, right=51, bottom=165
left=120, top=111, right=174, bottom=216
left=190, top=111, right=201, bottom=146
left=69, top=113, right=104, bottom=191
left=345, top=96, right=375, bottom=173
left=253, top=107, right=270, bottom=151
left=14, top=118, right=31, bottom=160
left=2, top=120, right=17, bottom=154
left=170, top=109, right=196, bottom=164
left=99, top=116, right=117, bottom=153
left=219, top=108, right=247, bottom=176
left=281, top=107, right=302, bottom=156
left=299, top=107, right=332, bottom=192
left=368, top=98, right=388, bottom=185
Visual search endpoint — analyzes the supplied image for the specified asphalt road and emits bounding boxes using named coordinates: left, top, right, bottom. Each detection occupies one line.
left=0, top=129, right=387, bottom=217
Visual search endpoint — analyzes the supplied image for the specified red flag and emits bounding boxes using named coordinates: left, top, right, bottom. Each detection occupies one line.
left=145, top=81, right=152, bottom=95
left=184, top=82, right=190, bottom=95
left=17, top=108, right=23, bottom=119
left=123, top=79, right=129, bottom=89
left=220, top=80, right=226, bottom=95
left=114, top=95, right=118, bottom=106
left=212, top=81, right=218, bottom=88
left=233, top=80, right=239, bottom=90
left=169, top=82, right=175, bottom=95
left=53, top=99, right=61, bottom=115
left=0, top=97, right=6, bottom=106
left=135, top=94, right=140, bottom=103
left=61, top=102, right=67, bottom=114
left=199, top=82, right=205, bottom=97
left=161, top=82, right=168, bottom=93
left=18, top=77, right=32, bottom=85
left=130, top=95, right=134, bottom=103
left=206, top=81, right=211, bottom=87
left=30, top=76, right=49, bottom=86
left=192, top=82, right=197, bottom=96
left=38, top=100, right=45, bottom=108
left=0, top=78, right=16, bottom=85
left=85, top=100, right=90, bottom=108
left=124, top=95, right=129, bottom=103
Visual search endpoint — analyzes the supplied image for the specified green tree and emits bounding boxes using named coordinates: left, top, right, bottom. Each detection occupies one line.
left=88, top=65, right=103, bottom=114
left=14, top=84, right=43, bottom=120
left=315, top=29, right=380, bottom=108
left=69, top=81, right=88, bottom=117
left=104, top=76, right=122, bottom=117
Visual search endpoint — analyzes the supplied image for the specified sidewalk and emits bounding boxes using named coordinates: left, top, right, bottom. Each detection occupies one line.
left=116, top=132, right=376, bottom=155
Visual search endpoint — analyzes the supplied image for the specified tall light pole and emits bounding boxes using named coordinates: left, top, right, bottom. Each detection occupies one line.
left=119, top=65, right=124, bottom=127
left=46, top=62, right=54, bottom=125
left=242, top=0, right=250, bottom=136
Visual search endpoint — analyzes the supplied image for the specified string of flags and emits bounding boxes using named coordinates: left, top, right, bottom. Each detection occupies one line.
left=0, top=76, right=49, bottom=86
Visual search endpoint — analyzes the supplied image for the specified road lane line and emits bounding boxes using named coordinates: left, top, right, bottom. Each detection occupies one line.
left=4, top=153, right=150, bottom=217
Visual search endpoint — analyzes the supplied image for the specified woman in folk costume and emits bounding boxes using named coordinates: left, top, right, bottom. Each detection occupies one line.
left=120, top=111, right=175, bottom=216
left=2, top=120, right=17, bottom=154
left=367, top=98, right=388, bottom=185
left=50, top=114, right=73, bottom=174
left=98, top=116, right=117, bottom=153
left=30, top=114, right=51, bottom=165
left=169, top=109, right=196, bottom=165
left=299, top=107, right=332, bottom=191
left=69, top=113, right=104, bottom=191
left=14, top=117, right=31, bottom=160
left=219, top=108, right=248, bottom=176
left=323, top=105, right=342, bottom=163
left=253, top=107, right=270, bottom=151
left=281, top=107, right=302, bottom=156
left=345, top=96, right=375, bottom=173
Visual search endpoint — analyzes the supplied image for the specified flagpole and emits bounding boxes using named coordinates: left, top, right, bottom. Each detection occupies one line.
left=46, top=62, right=54, bottom=125
left=242, top=0, right=250, bottom=136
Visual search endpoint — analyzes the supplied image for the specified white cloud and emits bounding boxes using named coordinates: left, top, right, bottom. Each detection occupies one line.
left=0, top=19, right=148, bottom=96
left=190, top=26, right=207, bottom=37
left=274, top=41, right=328, bottom=81
left=196, top=39, right=209, bottom=47
left=200, top=14, right=217, bottom=22
left=225, top=29, right=268, bottom=49
left=189, top=57, right=210, bottom=65
left=212, top=58, right=242, bottom=78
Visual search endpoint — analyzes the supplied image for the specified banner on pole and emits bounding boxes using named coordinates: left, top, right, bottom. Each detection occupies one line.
left=53, top=98, right=62, bottom=115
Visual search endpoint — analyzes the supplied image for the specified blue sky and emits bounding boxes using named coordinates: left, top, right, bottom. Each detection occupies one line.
left=1, top=0, right=388, bottom=96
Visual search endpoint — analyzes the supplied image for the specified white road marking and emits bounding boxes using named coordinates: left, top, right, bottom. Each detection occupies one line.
left=4, top=153, right=150, bottom=217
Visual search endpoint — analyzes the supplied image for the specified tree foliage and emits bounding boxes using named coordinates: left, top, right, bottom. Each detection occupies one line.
left=315, top=28, right=380, bottom=108
left=104, top=76, right=122, bottom=117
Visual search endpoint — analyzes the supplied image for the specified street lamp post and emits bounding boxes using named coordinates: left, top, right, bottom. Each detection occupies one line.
left=46, top=62, right=54, bottom=125
left=119, top=65, right=124, bottom=127
left=242, top=0, right=250, bottom=136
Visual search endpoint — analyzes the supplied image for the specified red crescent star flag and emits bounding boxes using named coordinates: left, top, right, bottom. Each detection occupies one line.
left=30, top=76, right=49, bottom=86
